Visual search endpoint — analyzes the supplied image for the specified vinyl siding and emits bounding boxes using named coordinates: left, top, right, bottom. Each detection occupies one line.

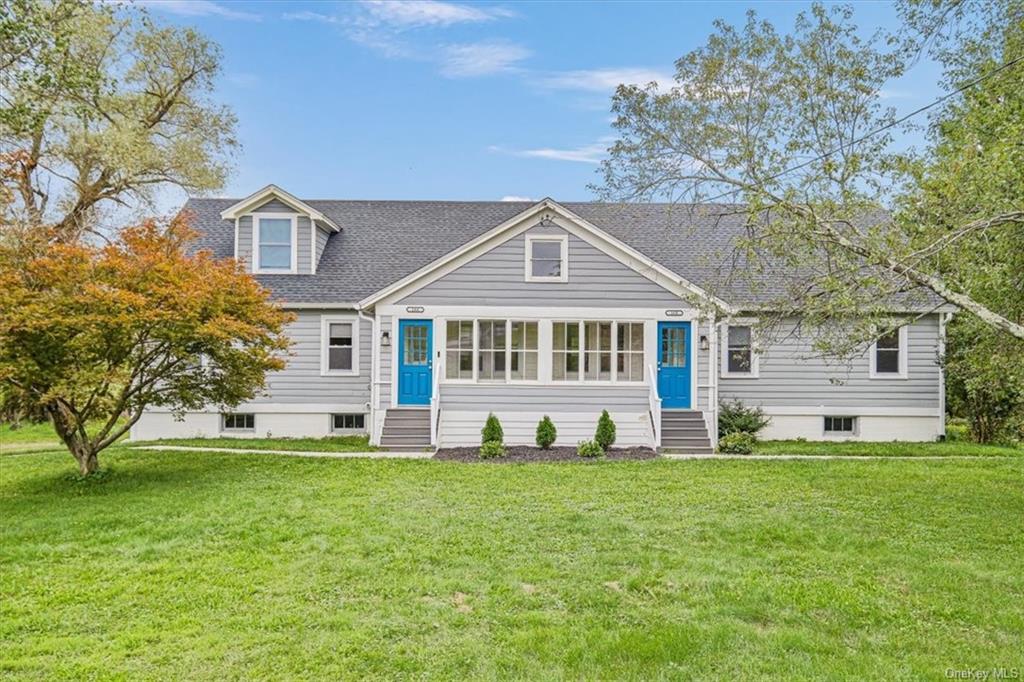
left=439, top=409, right=653, bottom=447
left=315, top=225, right=331, bottom=270
left=250, top=309, right=372, bottom=405
left=378, top=315, right=393, bottom=409
left=399, top=225, right=684, bottom=306
left=719, top=315, right=942, bottom=408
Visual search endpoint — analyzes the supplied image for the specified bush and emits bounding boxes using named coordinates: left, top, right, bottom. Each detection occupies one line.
left=718, top=432, right=757, bottom=454
left=577, top=440, right=604, bottom=458
left=535, top=416, right=557, bottom=449
left=718, top=400, right=770, bottom=437
left=594, top=410, right=616, bottom=450
left=481, top=413, right=504, bottom=445
left=479, top=440, right=505, bottom=459
left=945, top=418, right=970, bottom=442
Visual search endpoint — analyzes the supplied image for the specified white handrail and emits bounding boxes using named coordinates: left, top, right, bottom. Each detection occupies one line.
left=429, top=362, right=440, bottom=447
left=647, top=364, right=661, bottom=447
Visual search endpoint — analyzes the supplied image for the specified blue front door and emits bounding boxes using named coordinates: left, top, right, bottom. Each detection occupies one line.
left=397, top=319, right=433, bottom=405
left=657, top=321, right=692, bottom=408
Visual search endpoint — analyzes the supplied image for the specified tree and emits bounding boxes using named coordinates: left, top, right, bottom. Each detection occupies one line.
left=0, top=216, right=293, bottom=475
left=597, top=3, right=1024, bottom=347
left=0, top=0, right=238, bottom=240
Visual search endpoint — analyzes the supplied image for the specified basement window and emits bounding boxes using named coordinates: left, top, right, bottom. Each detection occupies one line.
left=222, top=413, right=254, bottom=431
left=332, top=414, right=365, bottom=431
left=824, top=416, right=856, bottom=434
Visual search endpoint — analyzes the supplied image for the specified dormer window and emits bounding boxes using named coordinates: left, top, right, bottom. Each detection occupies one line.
left=254, top=215, right=297, bottom=274
left=525, top=235, right=568, bottom=283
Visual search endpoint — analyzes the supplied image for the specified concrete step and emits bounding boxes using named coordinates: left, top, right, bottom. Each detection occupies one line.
left=660, top=447, right=716, bottom=455
left=661, top=437, right=714, bottom=448
left=382, top=424, right=432, bottom=435
left=662, top=426, right=709, bottom=437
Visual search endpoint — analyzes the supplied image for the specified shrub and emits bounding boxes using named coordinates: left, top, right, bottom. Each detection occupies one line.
left=577, top=440, right=604, bottom=458
left=481, top=413, right=504, bottom=445
left=718, top=400, right=770, bottom=437
left=718, top=432, right=757, bottom=454
left=479, top=440, right=505, bottom=459
left=594, top=409, right=616, bottom=451
left=945, top=418, right=970, bottom=442
left=535, top=416, right=557, bottom=449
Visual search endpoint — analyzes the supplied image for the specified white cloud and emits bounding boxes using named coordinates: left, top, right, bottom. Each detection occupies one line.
left=361, top=0, right=515, bottom=27
left=500, top=195, right=533, bottom=202
left=141, top=0, right=261, bottom=21
left=535, top=68, right=673, bottom=93
left=488, top=138, right=614, bottom=165
left=439, top=41, right=530, bottom=77
left=282, top=10, right=339, bottom=24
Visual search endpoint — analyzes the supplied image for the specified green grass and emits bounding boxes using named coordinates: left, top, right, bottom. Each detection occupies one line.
left=1, top=420, right=126, bottom=456
left=1, top=447, right=1021, bottom=679
left=756, top=439, right=1022, bottom=457
left=138, top=434, right=378, bottom=452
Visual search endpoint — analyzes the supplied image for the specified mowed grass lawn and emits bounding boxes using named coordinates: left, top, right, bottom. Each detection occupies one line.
left=1, top=447, right=1022, bottom=679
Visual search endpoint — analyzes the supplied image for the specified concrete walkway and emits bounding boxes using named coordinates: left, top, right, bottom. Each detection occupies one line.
left=127, top=445, right=1019, bottom=462
left=132, top=445, right=433, bottom=459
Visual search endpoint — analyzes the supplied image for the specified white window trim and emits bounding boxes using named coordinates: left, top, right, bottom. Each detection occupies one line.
left=321, top=314, right=360, bottom=377
left=869, top=325, right=908, bottom=379
left=550, top=319, right=646, bottom=385
left=330, top=413, right=367, bottom=433
left=221, top=413, right=255, bottom=432
left=823, top=415, right=859, bottom=437
left=441, top=318, right=543, bottom=385
left=524, top=234, right=569, bottom=283
left=720, top=321, right=760, bottom=378
left=252, top=213, right=299, bottom=275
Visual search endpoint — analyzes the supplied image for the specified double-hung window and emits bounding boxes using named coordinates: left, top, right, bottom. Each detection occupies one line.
left=321, top=316, right=358, bottom=375
left=255, top=216, right=295, bottom=273
left=870, top=326, right=907, bottom=379
left=553, top=321, right=645, bottom=382
left=525, top=235, right=568, bottom=282
left=722, top=323, right=758, bottom=377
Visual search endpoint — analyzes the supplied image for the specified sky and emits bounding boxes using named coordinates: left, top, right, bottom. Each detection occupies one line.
left=141, top=0, right=945, bottom=207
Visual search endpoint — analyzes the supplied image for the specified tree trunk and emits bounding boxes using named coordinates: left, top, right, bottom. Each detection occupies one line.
left=46, top=402, right=102, bottom=476
left=75, top=448, right=100, bottom=476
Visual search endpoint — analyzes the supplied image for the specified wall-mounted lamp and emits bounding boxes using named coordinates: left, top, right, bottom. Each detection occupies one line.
left=699, top=335, right=709, bottom=351
left=381, top=330, right=391, bottom=346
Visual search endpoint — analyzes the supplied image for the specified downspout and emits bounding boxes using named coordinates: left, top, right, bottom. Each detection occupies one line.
left=938, top=311, right=951, bottom=440
left=357, top=307, right=378, bottom=445
left=710, top=313, right=719, bottom=448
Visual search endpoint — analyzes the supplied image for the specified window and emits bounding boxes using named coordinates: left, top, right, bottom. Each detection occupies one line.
left=321, top=316, right=359, bottom=376
left=222, top=413, right=254, bottom=431
left=870, top=325, right=907, bottom=379
left=552, top=321, right=581, bottom=380
left=554, top=321, right=644, bottom=382
left=617, top=322, right=645, bottom=382
left=721, top=323, right=759, bottom=377
left=255, top=216, right=295, bottom=272
left=478, top=319, right=506, bottom=381
left=510, top=321, right=539, bottom=380
left=824, top=416, right=856, bottom=434
left=445, top=320, right=474, bottom=380
left=525, top=235, right=568, bottom=282
left=332, top=413, right=365, bottom=431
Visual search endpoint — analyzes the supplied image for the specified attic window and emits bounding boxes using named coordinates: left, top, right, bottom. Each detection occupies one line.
left=525, top=235, right=568, bottom=283
left=255, top=216, right=296, bottom=273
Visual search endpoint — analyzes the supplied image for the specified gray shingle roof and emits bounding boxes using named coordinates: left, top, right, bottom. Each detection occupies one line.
left=184, top=197, right=934, bottom=310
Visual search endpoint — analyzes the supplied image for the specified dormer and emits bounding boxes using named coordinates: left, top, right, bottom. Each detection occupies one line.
left=220, top=185, right=340, bottom=274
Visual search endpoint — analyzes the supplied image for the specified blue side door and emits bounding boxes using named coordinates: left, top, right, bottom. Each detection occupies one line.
left=397, top=319, right=433, bottom=405
left=657, top=321, right=692, bottom=408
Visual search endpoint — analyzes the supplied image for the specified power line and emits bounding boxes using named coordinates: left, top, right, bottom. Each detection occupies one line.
left=695, top=53, right=1024, bottom=204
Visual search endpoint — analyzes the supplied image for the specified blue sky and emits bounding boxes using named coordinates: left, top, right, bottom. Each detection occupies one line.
left=144, top=0, right=943, bottom=205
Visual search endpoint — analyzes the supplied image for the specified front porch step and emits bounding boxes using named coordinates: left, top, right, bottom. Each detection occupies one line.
left=661, top=437, right=714, bottom=448
left=381, top=408, right=432, bottom=450
left=660, top=410, right=714, bottom=453
left=659, top=446, right=716, bottom=455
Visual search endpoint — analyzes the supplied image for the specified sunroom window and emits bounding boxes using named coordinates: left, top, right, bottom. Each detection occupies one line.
left=509, top=321, right=539, bottom=380
left=554, top=321, right=644, bottom=382
left=256, top=217, right=293, bottom=271
left=552, top=321, right=581, bottom=380
left=477, top=319, right=507, bottom=381
left=616, top=322, right=645, bottom=382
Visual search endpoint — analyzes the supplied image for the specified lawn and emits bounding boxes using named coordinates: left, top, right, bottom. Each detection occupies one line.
left=1, top=447, right=1021, bottom=679
left=138, top=434, right=378, bottom=453
left=755, top=439, right=1022, bottom=457
left=1, top=420, right=124, bottom=456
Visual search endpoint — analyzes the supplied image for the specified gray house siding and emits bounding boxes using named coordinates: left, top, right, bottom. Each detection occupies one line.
left=315, top=225, right=330, bottom=269
left=378, top=315, right=393, bottom=409
left=236, top=199, right=315, bottom=274
left=399, top=225, right=684, bottom=307
left=719, top=315, right=942, bottom=408
left=250, top=308, right=372, bottom=407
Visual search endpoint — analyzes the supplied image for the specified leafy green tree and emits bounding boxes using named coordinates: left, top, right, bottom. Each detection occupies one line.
left=0, top=0, right=238, bottom=239
left=0, top=215, right=292, bottom=475
left=598, top=3, right=1023, bottom=346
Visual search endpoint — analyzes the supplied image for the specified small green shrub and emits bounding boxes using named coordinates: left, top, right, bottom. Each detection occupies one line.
left=594, top=410, right=616, bottom=451
left=718, top=400, right=770, bottom=437
left=535, top=416, right=557, bottom=449
left=945, top=418, right=970, bottom=442
left=481, top=413, right=504, bottom=445
left=577, top=440, right=604, bottom=458
left=718, top=432, right=757, bottom=454
left=479, top=440, right=505, bottom=459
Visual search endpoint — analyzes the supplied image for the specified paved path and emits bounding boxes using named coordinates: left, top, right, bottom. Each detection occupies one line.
left=132, top=445, right=433, bottom=459
left=126, top=445, right=1019, bottom=462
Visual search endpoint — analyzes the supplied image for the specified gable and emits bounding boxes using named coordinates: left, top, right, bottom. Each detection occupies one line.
left=398, top=223, right=683, bottom=307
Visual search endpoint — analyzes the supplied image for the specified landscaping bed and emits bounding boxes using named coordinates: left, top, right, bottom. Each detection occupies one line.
left=434, top=445, right=657, bottom=462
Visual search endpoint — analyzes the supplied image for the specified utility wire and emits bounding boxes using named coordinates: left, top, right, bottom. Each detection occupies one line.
left=695, top=53, right=1024, bottom=204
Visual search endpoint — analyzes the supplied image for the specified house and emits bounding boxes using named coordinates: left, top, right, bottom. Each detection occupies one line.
left=131, top=185, right=950, bottom=450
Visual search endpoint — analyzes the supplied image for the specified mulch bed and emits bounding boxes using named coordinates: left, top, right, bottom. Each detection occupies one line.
left=433, top=445, right=658, bottom=463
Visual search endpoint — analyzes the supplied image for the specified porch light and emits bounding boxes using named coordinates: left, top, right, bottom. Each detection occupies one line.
left=381, top=330, right=391, bottom=346
left=699, top=335, right=709, bottom=351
